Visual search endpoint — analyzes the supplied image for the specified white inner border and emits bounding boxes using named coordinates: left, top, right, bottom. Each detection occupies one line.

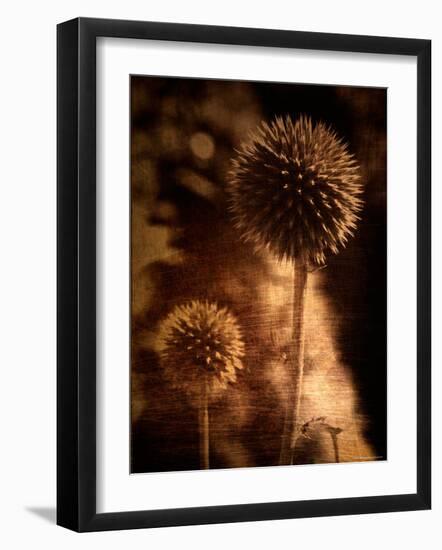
left=96, top=37, right=417, bottom=513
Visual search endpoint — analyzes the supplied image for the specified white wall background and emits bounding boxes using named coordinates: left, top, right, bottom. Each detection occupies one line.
left=0, top=0, right=439, bottom=548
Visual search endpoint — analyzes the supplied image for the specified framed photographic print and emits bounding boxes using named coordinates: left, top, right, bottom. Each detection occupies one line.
left=57, top=17, right=431, bottom=532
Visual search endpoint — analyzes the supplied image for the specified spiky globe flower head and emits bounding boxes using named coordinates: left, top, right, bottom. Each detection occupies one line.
left=157, top=301, right=245, bottom=402
left=228, top=115, right=363, bottom=265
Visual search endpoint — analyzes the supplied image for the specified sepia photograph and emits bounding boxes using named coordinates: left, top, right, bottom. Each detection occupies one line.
left=130, top=75, right=387, bottom=474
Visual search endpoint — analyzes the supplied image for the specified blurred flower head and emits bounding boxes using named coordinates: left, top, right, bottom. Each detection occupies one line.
left=228, top=115, right=363, bottom=265
left=157, top=301, right=245, bottom=401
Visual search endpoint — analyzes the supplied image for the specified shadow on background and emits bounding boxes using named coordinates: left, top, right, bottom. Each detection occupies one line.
left=26, top=507, right=56, bottom=524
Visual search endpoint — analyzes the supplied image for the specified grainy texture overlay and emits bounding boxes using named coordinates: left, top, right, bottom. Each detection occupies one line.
left=130, top=76, right=386, bottom=473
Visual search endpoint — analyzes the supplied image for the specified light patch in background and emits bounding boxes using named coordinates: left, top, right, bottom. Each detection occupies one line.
left=190, top=131, right=215, bottom=160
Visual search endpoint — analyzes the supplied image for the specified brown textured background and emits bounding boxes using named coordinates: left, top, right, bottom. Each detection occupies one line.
left=130, top=76, right=387, bottom=473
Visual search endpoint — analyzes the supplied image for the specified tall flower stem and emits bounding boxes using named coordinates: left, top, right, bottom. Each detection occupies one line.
left=198, top=375, right=210, bottom=469
left=279, top=259, right=308, bottom=465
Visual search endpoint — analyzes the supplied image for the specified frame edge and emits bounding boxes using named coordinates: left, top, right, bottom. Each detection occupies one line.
left=416, top=38, right=431, bottom=510
left=57, top=17, right=81, bottom=532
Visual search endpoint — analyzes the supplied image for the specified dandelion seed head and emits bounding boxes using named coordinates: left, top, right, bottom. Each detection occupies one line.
left=157, top=301, right=245, bottom=402
left=227, top=115, right=363, bottom=265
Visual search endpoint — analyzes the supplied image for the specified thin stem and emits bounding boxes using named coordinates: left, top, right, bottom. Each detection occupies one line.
left=327, top=427, right=342, bottom=463
left=331, top=433, right=340, bottom=463
left=279, top=259, right=308, bottom=465
left=198, top=376, right=209, bottom=469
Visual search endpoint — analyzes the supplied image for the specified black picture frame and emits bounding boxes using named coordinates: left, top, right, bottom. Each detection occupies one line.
left=57, top=17, right=431, bottom=532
